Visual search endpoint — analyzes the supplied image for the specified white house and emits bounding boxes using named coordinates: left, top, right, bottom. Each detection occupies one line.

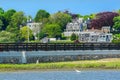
left=64, top=18, right=88, bottom=36
left=27, top=22, right=42, bottom=40
left=63, top=17, right=112, bottom=43
left=78, top=30, right=113, bottom=43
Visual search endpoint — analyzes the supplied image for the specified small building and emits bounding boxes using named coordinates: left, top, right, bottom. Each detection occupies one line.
left=41, top=37, right=49, bottom=43
left=49, top=38, right=56, bottom=42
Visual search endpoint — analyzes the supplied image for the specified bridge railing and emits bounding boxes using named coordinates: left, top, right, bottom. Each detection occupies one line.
left=0, top=43, right=120, bottom=51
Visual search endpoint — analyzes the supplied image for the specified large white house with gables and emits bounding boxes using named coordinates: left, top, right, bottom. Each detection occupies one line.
left=63, top=18, right=113, bottom=43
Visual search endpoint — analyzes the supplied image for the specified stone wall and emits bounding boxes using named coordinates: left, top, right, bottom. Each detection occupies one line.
left=0, top=51, right=120, bottom=63
left=26, top=54, right=120, bottom=63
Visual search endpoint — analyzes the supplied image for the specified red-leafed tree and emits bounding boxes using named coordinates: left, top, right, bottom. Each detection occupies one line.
left=90, top=12, right=119, bottom=29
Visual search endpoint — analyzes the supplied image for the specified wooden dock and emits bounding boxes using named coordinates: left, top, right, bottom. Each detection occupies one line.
left=0, top=43, right=120, bottom=51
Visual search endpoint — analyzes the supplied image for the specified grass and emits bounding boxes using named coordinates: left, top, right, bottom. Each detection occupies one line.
left=0, top=58, right=120, bottom=71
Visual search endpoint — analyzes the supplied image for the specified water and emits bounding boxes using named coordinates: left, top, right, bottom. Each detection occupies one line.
left=0, top=70, right=120, bottom=80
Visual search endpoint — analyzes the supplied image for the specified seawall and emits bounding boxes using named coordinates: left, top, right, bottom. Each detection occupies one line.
left=0, top=50, right=120, bottom=63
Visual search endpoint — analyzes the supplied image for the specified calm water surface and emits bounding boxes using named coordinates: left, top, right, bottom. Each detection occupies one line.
left=0, top=70, right=120, bottom=80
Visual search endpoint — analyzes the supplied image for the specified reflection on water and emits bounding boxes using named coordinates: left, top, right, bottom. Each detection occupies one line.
left=0, top=70, right=120, bottom=80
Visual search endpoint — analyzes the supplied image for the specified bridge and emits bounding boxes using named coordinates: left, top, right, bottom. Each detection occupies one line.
left=0, top=43, right=120, bottom=51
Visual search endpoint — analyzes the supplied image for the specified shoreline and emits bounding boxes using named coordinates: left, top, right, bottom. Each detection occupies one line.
left=0, top=58, right=120, bottom=72
left=1, top=69, right=120, bottom=73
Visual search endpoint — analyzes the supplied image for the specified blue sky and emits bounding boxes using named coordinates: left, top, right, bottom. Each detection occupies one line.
left=0, top=0, right=120, bottom=18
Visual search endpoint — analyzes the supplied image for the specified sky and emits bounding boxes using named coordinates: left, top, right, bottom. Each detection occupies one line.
left=0, top=0, right=120, bottom=18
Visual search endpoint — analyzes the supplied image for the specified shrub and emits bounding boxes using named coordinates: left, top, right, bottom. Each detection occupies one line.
left=70, top=33, right=77, bottom=41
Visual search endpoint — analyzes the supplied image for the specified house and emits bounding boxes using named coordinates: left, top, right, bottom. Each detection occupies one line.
left=78, top=31, right=112, bottom=43
left=63, top=18, right=88, bottom=36
left=63, top=18, right=113, bottom=43
left=27, top=22, right=42, bottom=40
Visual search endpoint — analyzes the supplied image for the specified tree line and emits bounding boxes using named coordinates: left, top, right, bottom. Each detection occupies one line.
left=0, top=7, right=120, bottom=43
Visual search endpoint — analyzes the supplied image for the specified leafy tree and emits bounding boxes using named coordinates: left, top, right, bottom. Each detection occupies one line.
left=83, top=15, right=90, bottom=20
left=117, top=9, right=120, bottom=15
left=6, top=11, right=27, bottom=42
left=0, top=8, right=4, bottom=14
left=0, top=20, right=3, bottom=30
left=0, top=8, right=5, bottom=30
left=70, top=33, right=77, bottom=41
left=37, top=31, right=45, bottom=39
left=4, top=9, right=16, bottom=27
left=19, top=26, right=34, bottom=42
left=0, top=31, right=16, bottom=43
left=0, top=13, right=6, bottom=30
left=77, top=14, right=83, bottom=18
left=89, top=14, right=96, bottom=19
left=113, top=16, right=120, bottom=32
left=91, top=12, right=119, bottom=29
left=49, top=12, right=72, bottom=31
left=82, top=14, right=95, bottom=20
left=112, top=34, right=120, bottom=43
left=35, top=10, right=50, bottom=22
left=63, top=10, right=80, bottom=19
left=43, top=24, right=62, bottom=38
left=7, top=11, right=26, bottom=32
left=3, top=9, right=16, bottom=30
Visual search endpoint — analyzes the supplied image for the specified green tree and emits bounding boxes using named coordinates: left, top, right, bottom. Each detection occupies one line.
left=19, top=26, right=34, bottom=42
left=89, top=14, right=96, bottom=19
left=83, top=14, right=96, bottom=20
left=0, top=31, right=16, bottom=43
left=43, top=24, right=62, bottom=38
left=70, top=33, right=77, bottom=41
left=7, top=11, right=26, bottom=32
left=37, top=31, right=45, bottom=39
left=0, top=8, right=5, bottom=30
left=0, top=13, right=6, bottom=30
left=49, top=12, right=72, bottom=31
left=83, top=15, right=90, bottom=20
left=4, top=9, right=16, bottom=25
left=0, top=20, right=3, bottom=30
left=113, top=16, right=120, bottom=32
left=117, top=9, right=120, bottom=15
left=77, top=14, right=83, bottom=18
left=112, top=34, right=120, bottom=43
left=11, top=11, right=26, bottom=27
left=0, top=8, right=4, bottom=14
left=3, top=9, right=16, bottom=30
left=6, top=11, right=27, bottom=42
left=35, top=10, right=50, bottom=22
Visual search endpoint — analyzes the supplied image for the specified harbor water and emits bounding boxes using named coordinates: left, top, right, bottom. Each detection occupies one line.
left=0, top=70, right=120, bottom=80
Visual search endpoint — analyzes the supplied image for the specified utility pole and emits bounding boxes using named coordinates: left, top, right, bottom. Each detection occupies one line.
left=38, top=23, right=42, bottom=41
left=28, top=27, right=29, bottom=43
left=27, top=16, right=30, bottom=43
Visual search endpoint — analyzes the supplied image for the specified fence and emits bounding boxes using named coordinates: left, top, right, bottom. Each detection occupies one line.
left=0, top=43, right=120, bottom=51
